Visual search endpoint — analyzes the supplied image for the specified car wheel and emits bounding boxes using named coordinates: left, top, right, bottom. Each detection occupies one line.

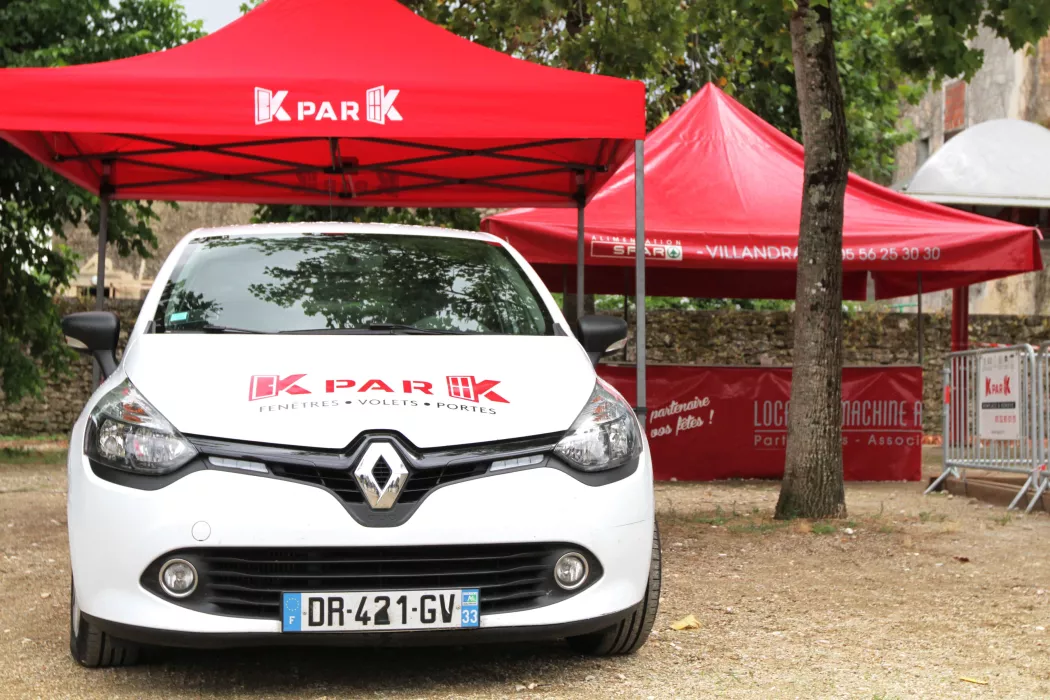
left=567, top=523, right=661, bottom=656
left=69, top=579, right=141, bottom=667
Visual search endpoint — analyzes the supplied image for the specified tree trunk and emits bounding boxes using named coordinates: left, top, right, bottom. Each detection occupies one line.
left=775, top=0, right=849, bottom=520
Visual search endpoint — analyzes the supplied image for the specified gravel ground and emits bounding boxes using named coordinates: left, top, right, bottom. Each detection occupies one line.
left=2, top=449, right=1049, bottom=699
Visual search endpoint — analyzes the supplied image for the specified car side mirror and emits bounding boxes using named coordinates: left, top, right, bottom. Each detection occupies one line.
left=62, top=312, right=120, bottom=378
left=575, top=315, right=628, bottom=367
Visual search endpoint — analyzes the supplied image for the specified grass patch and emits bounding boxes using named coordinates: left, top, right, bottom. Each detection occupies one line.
left=0, top=447, right=67, bottom=465
left=691, top=514, right=729, bottom=526
left=811, top=522, right=837, bottom=535
left=0, top=433, right=66, bottom=443
left=991, top=513, right=1013, bottom=526
left=686, top=505, right=739, bottom=526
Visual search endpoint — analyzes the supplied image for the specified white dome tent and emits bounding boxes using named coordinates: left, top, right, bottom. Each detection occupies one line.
left=904, top=119, right=1050, bottom=208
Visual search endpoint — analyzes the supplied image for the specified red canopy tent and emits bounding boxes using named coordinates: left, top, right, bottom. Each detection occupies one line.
left=483, top=84, right=1042, bottom=303
left=0, top=0, right=652, bottom=407
left=0, top=0, right=642, bottom=208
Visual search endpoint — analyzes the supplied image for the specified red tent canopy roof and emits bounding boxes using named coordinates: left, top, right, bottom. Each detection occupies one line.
left=0, top=0, right=644, bottom=207
left=483, top=84, right=1042, bottom=299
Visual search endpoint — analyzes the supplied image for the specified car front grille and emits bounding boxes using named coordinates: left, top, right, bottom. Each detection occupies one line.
left=187, top=432, right=563, bottom=522
left=143, top=544, right=600, bottom=620
left=269, top=461, right=486, bottom=505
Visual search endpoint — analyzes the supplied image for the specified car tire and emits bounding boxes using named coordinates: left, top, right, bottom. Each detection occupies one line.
left=567, top=523, right=661, bottom=656
left=69, top=579, right=141, bottom=667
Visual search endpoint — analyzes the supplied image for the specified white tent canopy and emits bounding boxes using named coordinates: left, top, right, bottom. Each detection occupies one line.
left=904, top=119, right=1050, bottom=208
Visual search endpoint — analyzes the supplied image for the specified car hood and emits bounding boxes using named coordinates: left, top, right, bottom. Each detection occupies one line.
left=121, top=334, right=594, bottom=449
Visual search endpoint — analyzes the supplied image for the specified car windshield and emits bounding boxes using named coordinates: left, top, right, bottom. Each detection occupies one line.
left=152, top=233, right=554, bottom=335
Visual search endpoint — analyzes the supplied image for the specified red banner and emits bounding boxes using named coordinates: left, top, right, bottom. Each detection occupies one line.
left=599, top=365, right=923, bottom=481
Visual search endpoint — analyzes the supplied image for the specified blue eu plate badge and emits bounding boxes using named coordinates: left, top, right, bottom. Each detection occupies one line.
left=283, top=592, right=303, bottom=631
left=460, top=588, right=480, bottom=628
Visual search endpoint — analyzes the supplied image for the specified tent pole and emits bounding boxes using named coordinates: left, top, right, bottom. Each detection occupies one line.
left=576, top=202, right=585, bottom=322
left=92, top=173, right=111, bottom=387
left=951, top=286, right=969, bottom=352
left=561, top=265, right=567, bottom=313
left=623, top=268, right=630, bottom=361
left=916, top=273, right=924, bottom=366
left=95, top=198, right=109, bottom=312
left=634, top=139, right=646, bottom=417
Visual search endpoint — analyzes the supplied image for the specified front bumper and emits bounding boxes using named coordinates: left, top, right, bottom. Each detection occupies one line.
left=83, top=609, right=634, bottom=649
left=68, top=417, right=654, bottom=640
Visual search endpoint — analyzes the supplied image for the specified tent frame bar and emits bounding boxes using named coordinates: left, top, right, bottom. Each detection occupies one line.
left=51, top=133, right=612, bottom=201
left=110, top=157, right=574, bottom=200
left=56, top=134, right=609, bottom=171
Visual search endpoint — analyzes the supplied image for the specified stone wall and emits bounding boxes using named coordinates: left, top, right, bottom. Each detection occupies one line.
left=0, top=299, right=142, bottom=436
left=5, top=303, right=1050, bottom=436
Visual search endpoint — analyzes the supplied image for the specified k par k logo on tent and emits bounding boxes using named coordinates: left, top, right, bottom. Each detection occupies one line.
left=254, top=87, right=402, bottom=125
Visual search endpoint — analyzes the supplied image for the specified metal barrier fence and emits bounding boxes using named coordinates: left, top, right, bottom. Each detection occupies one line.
left=925, top=344, right=1047, bottom=512
left=1029, top=345, right=1050, bottom=508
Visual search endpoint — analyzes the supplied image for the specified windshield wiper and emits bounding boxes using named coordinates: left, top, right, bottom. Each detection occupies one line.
left=169, top=324, right=267, bottom=334
left=368, top=323, right=466, bottom=335
left=280, top=324, right=465, bottom=335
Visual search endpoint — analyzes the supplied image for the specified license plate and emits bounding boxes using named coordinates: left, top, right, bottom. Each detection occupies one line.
left=281, top=589, right=480, bottom=632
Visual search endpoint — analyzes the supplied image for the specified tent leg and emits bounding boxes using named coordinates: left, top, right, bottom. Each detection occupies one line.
left=951, top=286, right=969, bottom=352
left=634, top=139, right=646, bottom=418
left=91, top=195, right=110, bottom=387
left=561, top=266, right=567, bottom=313
left=95, top=197, right=109, bottom=312
left=917, top=272, right=924, bottom=366
left=576, top=203, right=585, bottom=322
left=623, top=269, right=630, bottom=361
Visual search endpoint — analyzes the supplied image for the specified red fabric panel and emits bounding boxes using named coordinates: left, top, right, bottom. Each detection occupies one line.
left=0, top=0, right=644, bottom=206
left=599, top=364, right=923, bottom=481
left=486, top=84, right=1041, bottom=298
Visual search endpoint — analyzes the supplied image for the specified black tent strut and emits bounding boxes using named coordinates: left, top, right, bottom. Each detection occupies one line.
left=51, top=133, right=611, bottom=200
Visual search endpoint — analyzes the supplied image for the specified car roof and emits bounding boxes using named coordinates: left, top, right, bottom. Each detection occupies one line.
left=185, top=221, right=503, bottom=244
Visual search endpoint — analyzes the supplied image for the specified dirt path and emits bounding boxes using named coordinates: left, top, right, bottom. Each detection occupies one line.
left=1, top=455, right=1048, bottom=698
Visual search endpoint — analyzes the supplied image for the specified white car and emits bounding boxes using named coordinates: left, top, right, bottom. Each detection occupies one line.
left=61, top=223, right=659, bottom=667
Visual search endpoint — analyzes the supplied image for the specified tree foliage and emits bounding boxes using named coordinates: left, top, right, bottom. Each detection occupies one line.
left=402, top=0, right=925, bottom=183
left=0, top=0, right=203, bottom=403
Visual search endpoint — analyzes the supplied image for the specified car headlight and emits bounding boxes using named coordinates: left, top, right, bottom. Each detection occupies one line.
left=85, top=378, right=196, bottom=475
left=554, top=379, right=642, bottom=472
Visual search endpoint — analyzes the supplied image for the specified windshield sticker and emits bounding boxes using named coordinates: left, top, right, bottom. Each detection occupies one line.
left=247, top=374, right=508, bottom=416
left=168, top=311, right=189, bottom=323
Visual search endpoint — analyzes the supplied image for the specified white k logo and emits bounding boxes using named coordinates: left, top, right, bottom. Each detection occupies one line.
left=254, top=87, right=291, bottom=125
left=366, top=86, right=403, bottom=125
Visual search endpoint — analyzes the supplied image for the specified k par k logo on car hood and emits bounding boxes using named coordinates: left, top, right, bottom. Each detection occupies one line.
left=247, top=373, right=509, bottom=404
left=121, top=334, right=594, bottom=449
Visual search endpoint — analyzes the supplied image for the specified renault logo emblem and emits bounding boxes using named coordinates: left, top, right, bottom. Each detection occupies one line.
left=353, top=442, right=409, bottom=509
